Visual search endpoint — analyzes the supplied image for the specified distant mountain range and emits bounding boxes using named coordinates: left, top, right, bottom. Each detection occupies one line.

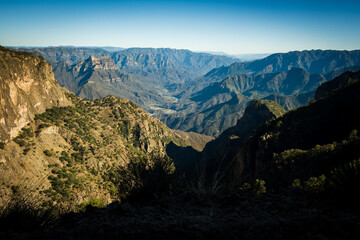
left=218, top=49, right=360, bottom=75
left=13, top=47, right=360, bottom=137
left=158, top=65, right=360, bottom=136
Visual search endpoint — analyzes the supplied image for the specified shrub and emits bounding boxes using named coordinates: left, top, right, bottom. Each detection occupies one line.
left=254, top=179, right=266, bottom=194
left=329, top=158, right=360, bottom=197
left=13, top=138, right=26, bottom=147
left=11, top=185, right=20, bottom=194
left=18, top=127, right=34, bottom=139
left=59, top=151, right=72, bottom=164
left=349, top=129, right=358, bottom=140
left=76, top=199, right=106, bottom=212
left=71, top=152, right=83, bottom=163
left=23, top=148, right=31, bottom=155
left=108, top=153, right=176, bottom=200
left=43, top=150, right=53, bottom=157
left=239, top=182, right=251, bottom=192
left=291, top=179, right=302, bottom=189
left=303, top=175, right=326, bottom=193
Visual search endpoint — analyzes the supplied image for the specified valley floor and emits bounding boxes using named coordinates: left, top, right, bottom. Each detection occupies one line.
left=1, top=191, right=359, bottom=240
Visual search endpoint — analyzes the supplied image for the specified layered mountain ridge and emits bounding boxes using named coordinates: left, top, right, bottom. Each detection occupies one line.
left=15, top=47, right=360, bottom=137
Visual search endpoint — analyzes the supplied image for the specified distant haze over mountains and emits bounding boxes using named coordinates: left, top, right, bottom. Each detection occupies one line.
left=12, top=46, right=360, bottom=137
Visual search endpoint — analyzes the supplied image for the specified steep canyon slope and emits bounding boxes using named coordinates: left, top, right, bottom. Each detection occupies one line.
left=0, top=47, right=212, bottom=210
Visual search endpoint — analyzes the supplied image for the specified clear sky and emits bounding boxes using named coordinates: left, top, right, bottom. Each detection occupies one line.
left=0, top=0, right=359, bottom=54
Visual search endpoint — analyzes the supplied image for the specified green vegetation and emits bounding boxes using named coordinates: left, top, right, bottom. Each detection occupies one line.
left=11, top=185, right=20, bottom=194
left=104, top=153, right=175, bottom=200
left=17, top=127, right=34, bottom=139
left=270, top=132, right=360, bottom=189
left=253, top=179, right=267, bottom=194
left=329, top=158, right=360, bottom=196
left=76, top=199, right=106, bottom=212
left=118, top=120, right=130, bottom=138
left=239, top=180, right=266, bottom=194
left=46, top=168, right=83, bottom=202
left=13, top=127, right=34, bottom=147
left=43, top=149, right=53, bottom=157
left=23, top=148, right=31, bottom=155
left=0, top=141, right=4, bottom=149
left=303, top=175, right=326, bottom=193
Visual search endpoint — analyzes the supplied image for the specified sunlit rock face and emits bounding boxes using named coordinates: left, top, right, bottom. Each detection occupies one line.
left=0, top=46, right=72, bottom=142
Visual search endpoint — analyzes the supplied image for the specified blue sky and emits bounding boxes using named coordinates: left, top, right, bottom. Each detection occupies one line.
left=0, top=0, right=359, bottom=54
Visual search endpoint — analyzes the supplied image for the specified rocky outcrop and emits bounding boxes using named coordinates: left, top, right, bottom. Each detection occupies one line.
left=53, top=56, right=164, bottom=106
left=0, top=46, right=72, bottom=142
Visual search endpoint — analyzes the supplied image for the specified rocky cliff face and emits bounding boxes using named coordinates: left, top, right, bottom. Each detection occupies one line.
left=0, top=46, right=72, bottom=142
left=53, top=56, right=164, bottom=106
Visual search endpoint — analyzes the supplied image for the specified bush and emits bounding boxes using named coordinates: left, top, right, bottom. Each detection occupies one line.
left=303, top=175, right=326, bottom=193
left=329, top=158, right=360, bottom=197
left=108, top=153, right=176, bottom=201
left=76, top=199, right=106, bottom=212
left=291, top=179, right=302, bottom=189
left=13, top=138, right=26, bottom=147
left=71, top=152, right=83, bottom=163
left=254, top=179, right=267, bottom=194
left=239, top=182, right=251, bottom=192
left=59, top=151, right=72, bottom=165
left=43, top=150, right=53, bottom=157
left=18, top=127, right=34, bottom=139
left=0, top=141, right=4, bottom=149
left=11, top=185, right=20, bottom=194
left=23, top=148, right=31, bottom=155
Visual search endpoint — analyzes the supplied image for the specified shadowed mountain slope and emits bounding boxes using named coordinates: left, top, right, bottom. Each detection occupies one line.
left=203, top=70, right=360, bottom=188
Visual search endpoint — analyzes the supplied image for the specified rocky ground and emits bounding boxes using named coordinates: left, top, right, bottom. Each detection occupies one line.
left=1, top=191, right=359, bottom=240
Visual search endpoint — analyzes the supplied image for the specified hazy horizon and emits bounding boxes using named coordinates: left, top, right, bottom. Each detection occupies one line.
left=1, top=0, right=360, bottom=55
